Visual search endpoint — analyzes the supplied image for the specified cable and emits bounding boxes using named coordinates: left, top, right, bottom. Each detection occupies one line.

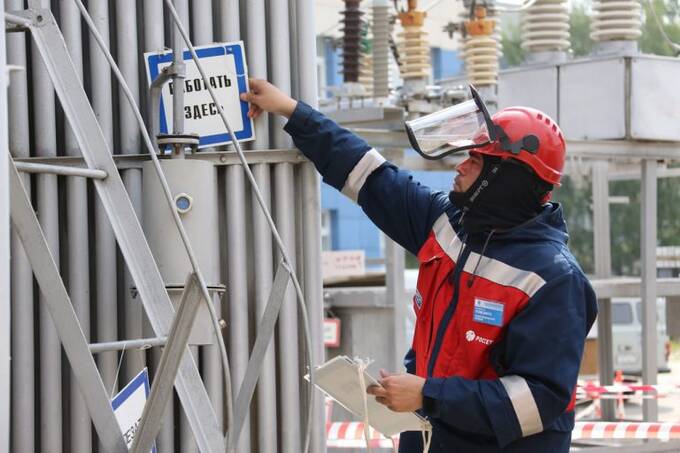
left=494, top=0, right=540, bottom=12
left=161, top=2, right=316, bottom=453
left=646, top=0, right=680, bottom=51
left=71, top=0, right=235, bottom=443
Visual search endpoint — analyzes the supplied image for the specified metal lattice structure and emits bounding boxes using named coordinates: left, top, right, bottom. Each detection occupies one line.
left=3, top=0, right=325, bottom=452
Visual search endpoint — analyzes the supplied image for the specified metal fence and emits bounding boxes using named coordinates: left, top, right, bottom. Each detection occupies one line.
left=5, top=0, right=325, bottom=452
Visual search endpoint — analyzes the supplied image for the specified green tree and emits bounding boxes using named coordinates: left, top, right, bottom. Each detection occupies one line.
left=640, top=0, right=680, bottom=55
left=500, top=20, right=525, bottom=67
left=569, top=3, right=593, bottom=56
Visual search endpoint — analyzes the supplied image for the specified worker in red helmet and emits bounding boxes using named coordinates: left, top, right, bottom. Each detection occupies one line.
left=242, top=80, right=597, bottom=453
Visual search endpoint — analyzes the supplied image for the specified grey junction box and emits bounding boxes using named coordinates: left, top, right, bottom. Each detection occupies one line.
left=498, top=54, right=680, bottom=142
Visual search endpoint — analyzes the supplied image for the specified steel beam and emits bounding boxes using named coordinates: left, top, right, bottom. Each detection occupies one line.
left=641, top=159, right=659, bottom=420
left=230, top=262, right=291, bottom=451
left=385, top=236, right=407, bottom=372
left=592, top=161, right=615, bottom=420
left=0, top=12, right=10, bottom=451
left=132, top=274, right=202, bottom=453
left=8, top=158, right=128, bottom=453
left=20, top=10, right=224, bottom=451
left=14, top=161, right=107, bottom=178
left=89, top=337, right=167, bottom=354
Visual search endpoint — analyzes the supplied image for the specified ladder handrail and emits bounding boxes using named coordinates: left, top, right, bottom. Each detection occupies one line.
left=15, top=8, right=225, bottom=452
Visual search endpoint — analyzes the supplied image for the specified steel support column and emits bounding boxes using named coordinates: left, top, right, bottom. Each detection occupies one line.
left=385, top=235, right=407, bottom=373
left=0, top=8, right=11, bottom=450
left=641, top=159, right=658, bottom=421
left=592, top=160, right=615, bottom=420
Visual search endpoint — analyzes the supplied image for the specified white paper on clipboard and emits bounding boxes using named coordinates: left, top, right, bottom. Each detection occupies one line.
left=305, top=355, right=428, bottom=437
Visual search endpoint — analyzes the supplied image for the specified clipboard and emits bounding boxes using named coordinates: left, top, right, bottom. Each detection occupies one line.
left=305, top=356, right=428, bottom=437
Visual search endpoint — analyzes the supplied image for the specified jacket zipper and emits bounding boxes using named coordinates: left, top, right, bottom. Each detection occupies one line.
left=426, top=245, right=471, bottom=378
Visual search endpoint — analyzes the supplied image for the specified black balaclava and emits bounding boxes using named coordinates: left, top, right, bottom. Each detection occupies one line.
left=449, top=154, right=553, bottom=234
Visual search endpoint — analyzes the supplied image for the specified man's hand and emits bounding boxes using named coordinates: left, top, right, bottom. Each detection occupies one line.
left=240, top=78, right=298, bottom=119
left=366, top=369, right=425, bottom=412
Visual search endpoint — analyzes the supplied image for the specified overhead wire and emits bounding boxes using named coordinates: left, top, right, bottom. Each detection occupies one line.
left=71, top=0, right=236, bottom=446
left=646, top=0, right=680, bottom=51
left=161, top=2, right=316, bottom=453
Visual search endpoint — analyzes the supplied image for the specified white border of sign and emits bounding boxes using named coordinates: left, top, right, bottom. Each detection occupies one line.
left=111, top=368, right=156, bottom=452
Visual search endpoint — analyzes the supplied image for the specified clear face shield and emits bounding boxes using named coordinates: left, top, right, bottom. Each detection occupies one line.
left=404, top=86, right=497, bottom=160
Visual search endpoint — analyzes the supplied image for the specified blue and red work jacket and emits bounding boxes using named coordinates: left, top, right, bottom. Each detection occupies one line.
left=284, top=102, right=598, bottom=452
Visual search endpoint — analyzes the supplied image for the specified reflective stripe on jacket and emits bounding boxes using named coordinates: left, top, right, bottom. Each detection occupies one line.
left=284, top=102, right=598, bottom=452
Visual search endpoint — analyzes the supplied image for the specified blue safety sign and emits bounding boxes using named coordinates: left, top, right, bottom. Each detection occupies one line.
left=473, top=298, right=504, bottom=327
left=111, top=368, right=156, bottom=452
left=145, top=41, right=254, bottom=148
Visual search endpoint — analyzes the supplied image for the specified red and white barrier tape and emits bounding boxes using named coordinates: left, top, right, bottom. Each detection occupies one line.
left=577, top=383, right=680, bottom=395
left=326, top=422, right=397, bottom=449
left=325, top=421, right=680, bottom=448
left=573, top=422, right=680, bottom=440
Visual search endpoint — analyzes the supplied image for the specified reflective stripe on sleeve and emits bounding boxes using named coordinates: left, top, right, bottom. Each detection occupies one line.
left=341, top=148, right=386, bottom=202
left=500, top=375, right=544, bottom=437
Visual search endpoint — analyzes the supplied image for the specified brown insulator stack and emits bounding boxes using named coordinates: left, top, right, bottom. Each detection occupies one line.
left=340, top=0, right=365, bottom=82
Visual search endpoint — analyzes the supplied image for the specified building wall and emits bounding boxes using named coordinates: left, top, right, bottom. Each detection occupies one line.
left=321, top=170, right=455, bottom=258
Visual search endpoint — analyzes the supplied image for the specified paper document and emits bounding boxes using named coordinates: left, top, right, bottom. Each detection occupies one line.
left=306, top=356, right=428, bottom=437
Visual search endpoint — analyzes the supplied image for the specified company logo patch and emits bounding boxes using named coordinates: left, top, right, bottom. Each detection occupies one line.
left=414, top=290, right=423, bottom=310
left=465, top=329, right=493, bottom=345
left=473, top=298, right=504, bottom=327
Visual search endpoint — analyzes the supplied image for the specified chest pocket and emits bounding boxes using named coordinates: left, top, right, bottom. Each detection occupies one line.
left=441, top=284, right=529, bottom=378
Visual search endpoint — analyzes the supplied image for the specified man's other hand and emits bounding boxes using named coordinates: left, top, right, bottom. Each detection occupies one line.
left=240, top=78, right=298, bottom=119
left=366, top=369, right=425, bottom=412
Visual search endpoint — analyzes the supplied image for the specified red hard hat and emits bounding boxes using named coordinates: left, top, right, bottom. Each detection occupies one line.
left=476, top=107, right=566, bottom=186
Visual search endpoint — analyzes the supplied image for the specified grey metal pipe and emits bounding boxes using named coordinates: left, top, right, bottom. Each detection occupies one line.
left=59, top=0, right=92, bottom=450
left=192, top=0, right=213, bottom=43
left=294, top=0, right=326, bottom=450
left=225, top=164, right=251, bottom=453
left=172, top=0, right=188, bottom=136
left=116, top=0, right=146, bottom=385
left=89, top=337, right=168, bottom=354
left=29, top=0, right=62, bottom=451
left=141, top=1, right=175, bottom=449
left=241, top=1, right=272, bottom=451
left=267, top=2, right=301, bottom=451
left=274, top=163, right=302, bottom=453
left=247, top=0, right=270, bottom=147
left=14, top=162, right=107, bottom=179
left=250, top=163, right=278, bottom=453
left=170, top=3, right=197, bottom=450
left=6, top=0, right=35, bottom=450
left=191, top=0, right=224, bottom=437
left=87, top=2, right=119, bottom=418
left=268, top=0, right=293, bottom=150
left=0, top=8, right=10, bottom=451
left=218, top=0, right=240, bottom=41
left=641, top=160, right=659, bottom=421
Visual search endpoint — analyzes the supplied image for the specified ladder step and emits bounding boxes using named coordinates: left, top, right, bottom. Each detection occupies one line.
left=89, top=337, right=168, bottom=354
left=14, top=161, right=108, bottom=179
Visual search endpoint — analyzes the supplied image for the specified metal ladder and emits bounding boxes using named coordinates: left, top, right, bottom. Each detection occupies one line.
left=5, top=8, right=227, bottom=453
